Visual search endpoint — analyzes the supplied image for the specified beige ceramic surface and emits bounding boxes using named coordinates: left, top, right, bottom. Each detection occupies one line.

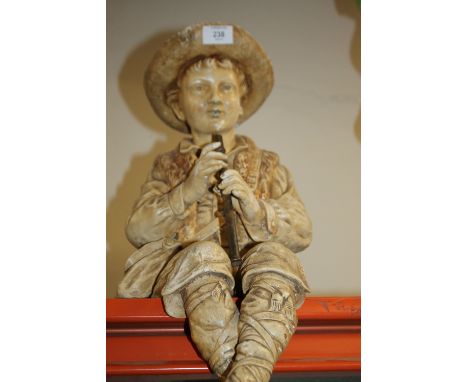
left=107, top=0, right=361, bottom=299
left=118, top=31, right=314, bottom=377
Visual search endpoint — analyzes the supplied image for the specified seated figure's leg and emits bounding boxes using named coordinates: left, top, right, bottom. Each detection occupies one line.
left=117, top=248, right=173, bottom=298
left=154, top=241, right=239, bottom=377
left=184, top=274, right=239, bottom=377
left=226, top=242, right=310, bottom=382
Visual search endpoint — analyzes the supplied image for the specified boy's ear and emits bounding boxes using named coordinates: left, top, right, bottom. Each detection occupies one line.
left=169, top=100, right=186, bottom=122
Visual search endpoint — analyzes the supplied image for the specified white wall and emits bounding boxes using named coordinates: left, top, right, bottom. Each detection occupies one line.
left=107, top=0, right=361, bottom=297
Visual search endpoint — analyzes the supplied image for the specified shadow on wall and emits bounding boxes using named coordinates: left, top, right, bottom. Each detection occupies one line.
left=335, top=0, right=361, bottom=143
left=107, top=29, right=187, bottom=297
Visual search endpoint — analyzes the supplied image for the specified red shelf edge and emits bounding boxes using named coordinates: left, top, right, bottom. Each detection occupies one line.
left=107, top=296, right=361, bottom=376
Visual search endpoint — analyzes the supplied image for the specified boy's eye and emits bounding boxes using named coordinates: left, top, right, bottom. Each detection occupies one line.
left=221, top=83, right=234, bottom=91
left=191, top=83, right=208, bottom=92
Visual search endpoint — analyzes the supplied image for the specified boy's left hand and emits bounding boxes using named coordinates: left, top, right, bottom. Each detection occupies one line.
left=218, top=169, right=264, bottom=225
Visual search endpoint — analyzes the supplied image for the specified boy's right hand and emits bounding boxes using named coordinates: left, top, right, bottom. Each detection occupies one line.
left=182, top=141, right=228, bottom=205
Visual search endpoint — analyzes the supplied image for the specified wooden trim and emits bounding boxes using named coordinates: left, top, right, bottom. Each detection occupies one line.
left=107, top=297, right=360, bottom=376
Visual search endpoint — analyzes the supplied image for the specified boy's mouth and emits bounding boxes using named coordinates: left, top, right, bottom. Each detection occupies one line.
left=208, top=109, right=223, bottom=118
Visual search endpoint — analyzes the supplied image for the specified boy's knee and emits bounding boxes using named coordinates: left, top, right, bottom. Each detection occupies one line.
left=183, top=240, right=229, bottom=263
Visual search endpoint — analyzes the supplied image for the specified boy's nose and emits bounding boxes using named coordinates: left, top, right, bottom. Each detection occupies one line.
left=209, top=98, right=222, bottom=106
left=208, top=88, right=222, bottom=104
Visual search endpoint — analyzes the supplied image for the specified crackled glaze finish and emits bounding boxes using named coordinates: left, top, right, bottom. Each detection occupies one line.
left=118, top=23, right=312, bottom=381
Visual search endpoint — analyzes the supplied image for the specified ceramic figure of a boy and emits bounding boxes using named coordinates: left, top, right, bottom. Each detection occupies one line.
left=118, top=23, right=312, bottom=382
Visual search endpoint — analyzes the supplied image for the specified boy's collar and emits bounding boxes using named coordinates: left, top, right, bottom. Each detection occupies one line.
left=179, top=135, right=249, bottom=157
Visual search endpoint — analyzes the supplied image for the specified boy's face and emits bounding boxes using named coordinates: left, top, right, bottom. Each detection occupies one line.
left=173, top=66, right=243, bottom=136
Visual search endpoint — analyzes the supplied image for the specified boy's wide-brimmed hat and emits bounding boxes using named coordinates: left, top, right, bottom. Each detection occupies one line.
left=145, top=23, right=274, bottom=133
